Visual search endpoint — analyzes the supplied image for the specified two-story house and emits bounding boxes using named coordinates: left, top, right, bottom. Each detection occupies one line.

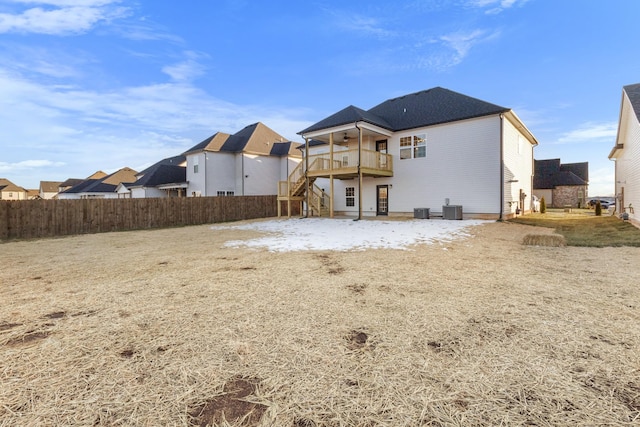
left=609, top=83, right=640, bottom=224
left=184, top=122, right=301, bottom=197
left=279, top=87, right=538, bottom=219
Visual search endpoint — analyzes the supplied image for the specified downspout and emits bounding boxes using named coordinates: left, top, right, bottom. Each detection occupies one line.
left=204, top=152, right=207, bottom=197
left=304, top=136, right=310, bottom=218
left=499, top=114, right=504, bottom=221
left=241, top=153, right=245, bottom=196
left=355, top=122, right=363, bottom=221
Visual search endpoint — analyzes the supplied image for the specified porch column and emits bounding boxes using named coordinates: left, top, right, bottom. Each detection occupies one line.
left=357, top=123, right=363, bottom=220
left=287, top=176, right=291, bottom=218
left=304, top=137, right=310, bottom=218
left=329, top=132, right=334, bottom=218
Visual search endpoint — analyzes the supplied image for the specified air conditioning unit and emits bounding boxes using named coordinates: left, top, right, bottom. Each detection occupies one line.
left=414, top=208, right=430, bottom=219
left=442, top=205, right=463, bottom=220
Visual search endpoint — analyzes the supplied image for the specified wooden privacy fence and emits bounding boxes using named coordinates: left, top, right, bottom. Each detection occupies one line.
left=0, top=196, right=279, bottom=240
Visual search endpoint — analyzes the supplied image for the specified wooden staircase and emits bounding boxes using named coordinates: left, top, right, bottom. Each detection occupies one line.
left=278, top=161, right=330, bottom=217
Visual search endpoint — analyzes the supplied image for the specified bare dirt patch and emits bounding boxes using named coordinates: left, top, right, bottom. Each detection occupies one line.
left=190, top=376, right=266, bottom=427
left=6, top=330, right=51, bottom=347
left=1, top=220, right=639, bottom=425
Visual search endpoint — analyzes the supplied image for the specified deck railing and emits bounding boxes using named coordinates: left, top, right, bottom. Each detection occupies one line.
left=307, top=149, right=393, bottom=174
left=278, top=148, right=392, bottom=216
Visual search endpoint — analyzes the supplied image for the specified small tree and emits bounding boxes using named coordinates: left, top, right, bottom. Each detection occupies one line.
left=595, top=200, right=602, bottom=216
left=540, top=197, right=546, bottom=214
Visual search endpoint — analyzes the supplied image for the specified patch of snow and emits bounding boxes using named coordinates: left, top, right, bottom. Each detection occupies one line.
left=212, top=218, right=489, bottom=252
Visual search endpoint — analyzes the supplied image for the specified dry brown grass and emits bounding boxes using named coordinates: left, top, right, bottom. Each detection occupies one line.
left=1, top=220, right=640, bottom=426
left=522, top=233, right=567, bottom=247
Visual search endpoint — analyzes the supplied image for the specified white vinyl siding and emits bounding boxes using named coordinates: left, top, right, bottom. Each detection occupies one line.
left=313, top=115, right=505, bottom=216
left=388, top=116, right=501, bottom=215
left=614, top=91, right=640, bottom=222
left=131, top=187, right=166, bottom=198
left=186, top=152, right=206, bottom=197
left=241, top=154, right=281, bottom=195
left=503, top=116, right=535, bottom=215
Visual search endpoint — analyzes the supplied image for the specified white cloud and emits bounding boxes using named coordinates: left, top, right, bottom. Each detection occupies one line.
left=342, top=15, right=394, bottom=38
left=0, top=58, right=312, bottom=187
left=0, top=0, right=128, bottom=34
left=0, top=159, right=66, bottom=173
left=467, top=0, right=527, bottom=14
left=556, top=122, right=617, bottom=144
left=440, top=29, right=489, bottom=60
left=587, top=165, right=615, bottom=197
left=161, top=52, right=208, bottom=82
left=6, top=0, right=119, bottom=7
left=328, top=9, right=394, bottom=39
left=417, top=28, right=500, bottom=70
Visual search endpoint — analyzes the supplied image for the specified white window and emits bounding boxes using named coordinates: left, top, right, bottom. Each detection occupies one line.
left=193, top=156, right=199, bottom=173
left=346, top=187, right=355, bottom=207
left=414, top=134, right=426, bottom=158
left=400, top=134, right=426, bottom=159
left=217, top=191, right=225, bottom=196
left=400, top=137, right=412, bottom=160
left=226, top=191, right=234, bottom=196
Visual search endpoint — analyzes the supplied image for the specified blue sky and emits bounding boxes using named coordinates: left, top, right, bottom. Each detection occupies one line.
left=1, top=0, right=639, bottom=196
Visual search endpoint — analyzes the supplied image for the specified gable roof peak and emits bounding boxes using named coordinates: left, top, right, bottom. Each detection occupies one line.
left=222, top=122, right=289, bottom=154
left=623, top=83, right=640, bottom=123
left=368, top=86, right=509, bottom=132
left=298, top=104, right=392, bottom=135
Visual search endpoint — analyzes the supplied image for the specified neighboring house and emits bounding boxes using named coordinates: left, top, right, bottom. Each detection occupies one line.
left=0, top=178, right=27, bottom=200
left=279, top=87, right=538, bottom=219
left=39, top=181, right=62, bottom=199
left=610, top=82, right=640, bottom=224
left=533, top=159, right=589, bottom=208
left=58, top=178, right=85, bottom=193
left=27, top=189, right=40, bottom=200
left=58, top=167, right=138, bottom=199
left=120, top=155, right=188, bottom=198
left=184, top=122, right=302, bottom=197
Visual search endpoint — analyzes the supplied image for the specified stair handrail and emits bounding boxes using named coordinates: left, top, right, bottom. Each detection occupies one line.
left=309, top=183, right=329, bottom=216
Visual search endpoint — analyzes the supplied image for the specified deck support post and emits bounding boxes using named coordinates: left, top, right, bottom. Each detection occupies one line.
left=329, top=132, right=334, bottom=218
left=356, top=122, right=363, bottom=220
left=304, top=137, right=310, bottom=218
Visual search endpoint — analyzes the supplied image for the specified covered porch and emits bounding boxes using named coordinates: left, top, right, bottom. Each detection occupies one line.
left=278, top=120, right=394, bottom=218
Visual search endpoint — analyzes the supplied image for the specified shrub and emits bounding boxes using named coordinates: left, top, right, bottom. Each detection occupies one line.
left=540, top=197, right=546, bottom=214
left=595, top=201, right=602, bottom=216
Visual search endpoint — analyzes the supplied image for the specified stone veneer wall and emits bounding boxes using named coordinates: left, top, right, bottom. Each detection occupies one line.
left=552, top=185, right=588, bottom=208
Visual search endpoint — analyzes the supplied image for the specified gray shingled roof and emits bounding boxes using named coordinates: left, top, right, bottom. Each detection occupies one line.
left=61, top=168, right=137, bottom=194
left=220, top=123, right=257, bottom=152
left=299, top=105, right=392, bottom=134
left=184, top=123, right=295, bottom=156
left=61, top=179, right=100, bottom=194
left=269, top=141, right=296, bottom=156
left=130, top=164, right=186, bottom=188
left=299, top=87, right=510, bottom=135
left=137, top=155, right=185, bottom=177
left=184, top=133, right=221, bottom=154
left=59, top=178, right=83, bottom=188
left=533, top=159, right=588, bottom=189
left=624, top=83, right=640, bottom=123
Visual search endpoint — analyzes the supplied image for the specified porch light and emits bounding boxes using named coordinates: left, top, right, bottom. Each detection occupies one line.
left=343, top=133, right=349, bottom=143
